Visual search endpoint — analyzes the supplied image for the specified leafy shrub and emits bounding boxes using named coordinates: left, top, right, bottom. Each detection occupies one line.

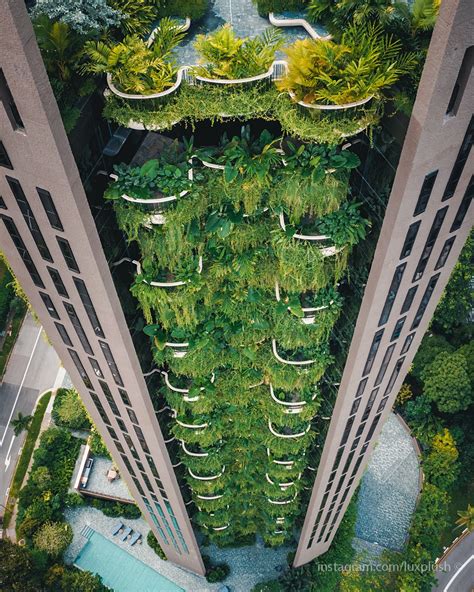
left=421, top=351, right=472, bottom=413
left=253, top=0, right=306, bottom=17
left=32, top=0, right=122, bottom=34
left=160, top=0, right=208, bottom=20
left=88, top=427, right=111, bottom=458
left=52, top=388, right=91, bottom=430
left=423, top=429, right=459, bottom=489
left=0, top=266, right=14, bottom=333
left=202, top=554, right=230, bottom=582
left=33, top=522, right=73, bottom=557
left=411, top=333, right=454, bottom=381
left=108, top=0, right=157, bottom=35
left=147, top=530, right=167, bottom=560
left=89, top=497, right=141, bottom=518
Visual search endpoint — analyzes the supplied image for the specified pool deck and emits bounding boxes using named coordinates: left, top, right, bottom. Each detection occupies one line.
left=65, top=506, right=290, bottom=591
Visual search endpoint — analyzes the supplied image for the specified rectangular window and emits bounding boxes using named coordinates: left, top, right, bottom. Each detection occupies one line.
left=400, top=222, right=421, bottom=259
left=350, top=436, right=361, bottom=451
left=0, top=141, right=13, bottom=169
left=355, top=378, right=368, bottom=398
left=362, top=388, right=379, bottom=421
left=98, top=380, right=121, bottom=416
left=446, top=47, right=474, bottom=116
left=90, top=392, right=111, bottom=426
left=340, top=416, right=355, bottom=446
left=450, top=175, right=473, bottom=232
left=47, top=267, right=68, bottom=298
left=401, top=286, right=418, bottom=314
left=414, top=171, right=438, bottom=215
left=0, top=195, right=6, bottom=209
left=36, top=188, right=63, bottom=231
left=411, top=274, right=440, bottom=329
left=401, top=332, right=415, bottom=354
left=119, top=389, right=131, bottom=406
left=56, top=237, right=80, bottom=272
left=379, top=264, right=406, bottom=326
left=39, top=292, right=59, bottom=319
left=123, top=434, right=139, bottom=460
left=350, top=398, right=361, bottom=416
left=342, top=451, right=355, bottom=474
left=89, top=357, right=104, bottom=379
left=374, top=345, right=396, bottom=386
left=134, top=425, right=150, bottom=454
left=127, top=408, right=139, bottom=425
left=355, top=422, right=367, bottom=438
left=351, top=456, right=364, bottom=476
left=6, top=177, right=52, bottom=262
left=365, top=414, right=382, bottom=441
left=384, top=357, right=406, bottom=395
left=63, top=302, right=93, bottom=355
left=362, top=329, right=384, bottom=376
left=68, top=349, right=93, bottom=389
left=435, top=237, right=456, bottom=270
left=115, top=441, right=125, bottom=454
left=99, top=341, right=124, bottom=386
left=73, top=278, right=105, bottom=338
left=442, top=115, right=474, bottom=201
left=0, top=68, right=24, bottom=130
left=391, top=317, right=406, bottom=341
left=377, top=396, right=389, bottom=412
left=106, top=425, right=118, bottom=440
left=412, top=207, right=448, bottom=282
left=1, top=216, right=44, bottom=287
left=55, top=322, right=73, bottom=346
left=116, top=417, right=127, bottom=433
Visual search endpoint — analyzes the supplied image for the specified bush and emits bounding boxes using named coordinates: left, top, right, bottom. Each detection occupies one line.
left=422, top=351, right=472, bottom=413
left=0, top=266, right=14, bottom=333
left=0, top=539, right=46, bottom=592
left=423, top=429, right=459, bottom=489
left=206, top=563, right=230, bottom=583
left=253, top=0, right=306, bottom=17
left=88, top=427, right=111, bottom=458
left=89, top=497, right=141, bottom=519
left=52, top=388, right=91, bottom=430
left=160, top=0, right=208, bottom=20
left=33, top=521, right=73, bottom=557
left=147, top=530, right=167, bottom=560
left=411, top=333, right=454, bottom=381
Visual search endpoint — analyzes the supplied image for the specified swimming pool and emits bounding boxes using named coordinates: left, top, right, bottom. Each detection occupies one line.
left=74, top=531, right=184, bottom=592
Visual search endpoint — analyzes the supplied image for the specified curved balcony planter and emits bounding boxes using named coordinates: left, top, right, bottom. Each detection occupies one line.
left=271, top=339, right=316, bottom=366
left=269, top=383, right=317, bottom=415
left=163, top=371, right=215, bottom=402
left=267, top=492, right=298, bottom=505
left=266, top=473, right=301, bottom=490
left=307, top=465, right=317, bottom=472
left=181, top=441, right=209, bottom=457
left=164, top=435, right=176, bottom=444
left=276, top=517, right=286, bottom=524
left=278, top=213, right=343, bottom=257
left=193, top=60, right=286, bottom=87
left=134, top=257, right=202, bottom=288
left=212, top=524, right=230, bottom=531
left=275, top=281, right=329, bottom=326
left=174, top=417, right=208, bottom=430
left=289, top=91, right=373, bottom=113
left=268, top=419, right=311, bottom=439
left=188, top=466, right=225, bottom=481
left=273, top=530, right=285, bottom=534
left=267, top=448, right=296, bottom=467
left=165, top=341, right=189, bottom=358
left=196, top=493, right=224, bottom=500
left=249, top=380, right=264, bottom=389
left=268, top=12, right=331, bottom=41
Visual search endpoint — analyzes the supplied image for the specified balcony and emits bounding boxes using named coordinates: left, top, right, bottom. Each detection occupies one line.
left=271, top=339, right=316, bottom=366
left=269, top=384, right=317, bottom=415
left=268, top=420, right=311, bottom=439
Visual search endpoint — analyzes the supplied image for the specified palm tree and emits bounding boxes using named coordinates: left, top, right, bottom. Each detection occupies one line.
left=11, top=412, right=33, bottom=436
left=455, top=504, right=474, bottom=532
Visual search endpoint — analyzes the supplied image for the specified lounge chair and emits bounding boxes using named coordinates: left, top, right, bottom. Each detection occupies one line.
left=121, top=526, right=132, bottom=541
left=130, top=531, right=142, bottom=546
left=112, top=522, right=123, bottom=536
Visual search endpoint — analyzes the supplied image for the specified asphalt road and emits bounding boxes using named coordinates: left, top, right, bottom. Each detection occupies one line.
left=0, top=312, right=63, bottom=505
left=433, top=530, right=474, bottom=592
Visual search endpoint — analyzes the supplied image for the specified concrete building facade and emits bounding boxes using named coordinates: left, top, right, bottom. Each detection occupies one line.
left=0, top=0, right=472, bottom=577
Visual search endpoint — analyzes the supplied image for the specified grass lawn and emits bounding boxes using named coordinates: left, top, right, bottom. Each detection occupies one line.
left=0, top=302, right=26, bottom=379
left=439, top=478, right=474, bottom=548
left=2, top=390, right=53, bottom=528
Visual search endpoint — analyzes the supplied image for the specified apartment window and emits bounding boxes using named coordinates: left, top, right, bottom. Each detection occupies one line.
left=355, top=378, right=368, bottom=398
left=362, top=329, right=384, bottom=376
left=68, top=349, right=93, bottom=389
left=350, top=398, right=361, bottom=415
left=116, top=417, right=127, bottom=432
left=0, top=69, right=24, bottom=129
left=123, top=434, right=139, bottom=460
left=451, top=176, right=473, bottom=232
left=391, top=317, right=406, bottom=341
left=342, top=451, right=355, bottom=474
left=400, top=222, right=421, bottom=259
left=377, top=397, right=389, bottom=413
left=119, top=389, right=131, bottom=406
left=443, top=116, right=474, bottom=200
left=6, top=177, right=52, bottom=262
left=1, top=218, right=44, bottom=286
left=90, top=391, right=111, bottom=426
left=351, top=456, right=364, bottom=476
left=0, top=141, right=13, bottom=169
left=401, top=286, right=418, bottom=314
left=127, top=408, right=139, bottom=425
left=0, top=196, right=6, bottom=209
left=362, top=388, right=379, bottom=421
left=413, top=207, right=448, bottom=282
left=89, top=357, right=104, bottom=379
left=54, top=322, right=73, bottom=346
left=39, top=292, right=59, bottom=319
left=340, top=416, right=355, bottom=446
left=36, top=188, right=63, bottom=231
left=329, top=470, right=337, bottom=482
left=446, top=47, right=474, bottom=116
left=99, top=341, right=124, bottom=386
left=47, top=267, right=68, bottom=298
left=134, top=425, right=150, bottom=454
left=120, top=455, right=134, bottom=476
left=411, top=274, right=440, bottom=329
left=106, top=426, right=117, bottom=440
left=401, top=332, right=416, bottom=354
left=434, top=237, right=456, bottom=271
left=355, top=421, right=367, bottom=438
left=366, top=414, right=382, bottom=441
left=384, top=357, right=406, bottom=395
left=73, top=278, right=105, bottom=338
left=63, top=302, right=93, bottom=355
left=414, top=171, right=438, bottom=215
left=374, top=345, right=395, bottom=386
left=115, top=441, right=125, bottom=454
left=350, top=436, right=361, bottom=451
left=379, top=264, right=406, bottom=326
left=99, top=381, right=121, bottom=416
left=56, top=237, right=80, bottom=272
left=146, top=456, right=159, bottom=479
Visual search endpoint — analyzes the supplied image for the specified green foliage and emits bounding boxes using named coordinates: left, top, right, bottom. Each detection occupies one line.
left=0, top=539, right=46, bottom=592
left=32, top=0, right=122, bottom=34
left=53, top=567, right=109, bottom=592
left=88, top=427, right=111, bottom=458
left=421, top=351, right=472, bottom=414
left=33, top=521, right=73, bottom=556
left=10, top=412, right=33, bottom=437
left=253, top=0, right=306, bottom=17
left=411, top=333, right=454, bottom=381
left=52, top=387, right=91, bottom=430
left=193, top=25, right=284, bottom=79
left=107, top=0, right=158, bottom=35
left=87, top=497, right=142, bottom=518
left=160, top=0, right=208, bottom=20
left=423, top=429, right=459, bottom=489
left=0, top=265, right=14, bottom=333
left=278, top=22, right=416, bottom=104
left=205, top=562, right=230, bottom=583
left=147, top=530, right=167, bottom=560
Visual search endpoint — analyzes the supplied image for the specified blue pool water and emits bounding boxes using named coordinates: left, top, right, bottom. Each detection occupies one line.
left=74, top=531, right=184, bottom=592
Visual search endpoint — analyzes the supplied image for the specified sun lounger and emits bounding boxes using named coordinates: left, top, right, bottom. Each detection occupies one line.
left=121, top=526, right=132, bottom=541
left=130, top=531, right=142, bottom=546
left=112, top=522, right=123, bottom=536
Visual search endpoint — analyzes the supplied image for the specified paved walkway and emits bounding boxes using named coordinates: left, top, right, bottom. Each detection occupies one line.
left=432, top=530, right=474, bottom=592
left=65, top=506, right=290, bottom=591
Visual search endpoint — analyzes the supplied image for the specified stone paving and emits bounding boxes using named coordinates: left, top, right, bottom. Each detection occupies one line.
left=172, top=0, right=324, bottom=66
left=65, top=506, right=290, bottom=591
